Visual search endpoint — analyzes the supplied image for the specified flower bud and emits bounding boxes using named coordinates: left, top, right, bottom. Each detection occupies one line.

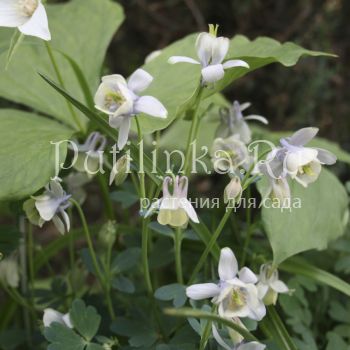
left=98, top=220, right=117, bottom=248
left=109, top=155, right=129, bottom=186
left=263, top=288, right=278, bottom=305
left=224, top=177, right=242, bottom=204
left=0, top=255, right=19, bottom=288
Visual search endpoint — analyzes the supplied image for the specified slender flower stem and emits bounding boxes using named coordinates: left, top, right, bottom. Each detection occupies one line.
left=241, top=186, right=252, bottom=266
left=44, top=42, right=84, bottom=133
left=174, top=228, right=184, bottom=284
left=188, top=208, right=233, bottom=284
left=97, top=173, right=115, bottom=220
left=183, top=86, right=204, bottom=176
left=70, top=198, right=116, bottom=319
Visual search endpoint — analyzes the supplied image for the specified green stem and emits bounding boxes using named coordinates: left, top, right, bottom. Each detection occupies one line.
left=142, top=218, right=153, bottom=293
left=188, top=208, right=233, bottom=284
left=45, top=42, right=84, bottom=132
left=183, top=86, right=204, bottom=176
left=27, top=224, right=35, bottom=289
left=70, top=199, right=116, bottom=319
left=97, top=173, right=115, bottom=220
left=174, top=228, right=184, bottom=284
left=241, top=186, right=252, bottom=266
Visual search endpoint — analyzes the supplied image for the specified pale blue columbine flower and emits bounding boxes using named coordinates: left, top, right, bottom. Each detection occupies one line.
left=43, top=308, right=72, bottom=328
left=23, top=178, right=71, bottom=234
left=216, top=101, right=268, bottom=144
left=280, top=127, right=337, bottom=187
left=186, top=248, right=266, bottom=321
left=168, top=25, right=249, bottom=85
left=256, top=263, right=289, bottom=306
left=212, top=324, right=266, bottom=350
left=145, top=176, right=199, bottom=228
left=0, top=0, right=50, bottom=40
left=94, top=68, right=167, bottom=150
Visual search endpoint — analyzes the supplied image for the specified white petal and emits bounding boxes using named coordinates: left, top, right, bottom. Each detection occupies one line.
left=144, top=198, right=162, bottom=218
left=211, top=37, right=229, bottom=64
left=218, top=247, right=238, bottom=281
left=35, top=196, right=60, bottom=221
left=239, top=342, right=266, bottom=350
left=52, top=215, right=65, bottom=235
left=62, top=313, right=73, bottom=328
left=285, top=148, right=318, bottom=172
left=145, top=50, right=162, bottom=64
left=288, top=127, right=318, bottom=146
left=134, top=96, right=167, bottom=118
left=244, top=115, right=269, bottom=124
left=112, top=83, right=134, bottom=117
left=240, top=102, right=252, bottom=111
left=270, top=280, right=289, bottom=293
left=223, top=59, right=249, bottom=69
left=257, top=282, right=269, bottom=299
left=61, top=210, right=70, bottom=233
left=186, top=283, right=220, bottom=300
left=315, top=148, right=337, bottom=165
left=102, top=74, right=127, bottom=86
left=109, top=115, right=123, bottom=129
left=201, top=64, right=225, bottom=84
left=18, top=3, right=51, bottom=41
left=179, top=198, right=199, bottom=223
left=239, top=267, right=258, bottom=284
left=43, top=309, right=64, bottom=327
left=0, top=0, right=27, bottom=27
left=127, top=69, right=153, bottom=94
left=168, top=56, right=200, bottom=65
left=212, top=324, right=232, bottom=350
left=196, top=32, right=215, bottom=66
left=117, top=117, right=131, bottom=150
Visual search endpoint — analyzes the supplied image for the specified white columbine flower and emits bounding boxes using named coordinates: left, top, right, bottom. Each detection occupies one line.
left=280, top=127, right=337, bottom=187
left=145, top=176, right=199, bottom=228
left=212, top=324, right=266, bottom=350
left=0, top=0, right=50, bottom=40
left=43, top=308, right=73, bottom=328
left=94, top=68, right=167, bottom=150
left=71, top=132, right=106, bottom=177
left=168, top=24, right=249, bottom=85
left=211, top=135, right=250, bottom=173
left=186, top=247, right=266, bottom=321
left=256, top=263, right=289, bottom=306
left=0, top=255, right=19, bottom=288
left=216, top=101, right=268, bottom=144
left=23, top=178, right=71, bottom=235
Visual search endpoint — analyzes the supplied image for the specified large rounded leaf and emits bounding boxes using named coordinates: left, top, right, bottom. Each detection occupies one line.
left=0, top=110, right=74, bottom=200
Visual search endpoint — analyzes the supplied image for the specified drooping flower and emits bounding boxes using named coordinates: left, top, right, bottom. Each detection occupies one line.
left=0, top=0, right=51, bottom=40
left=145, top=176, right=199, bottom=228
left=109, top=154, right=130, bottom=186
left=43, top=308, right=73, bottom=328
left=94, top=69, right=167, bottom=149
left=23, top=178, right=71, bottom=234
left=224, top=176, right=242, bottom=204
left=168, top=24, right=249, bottom=85
left=64, top=172, right=90, bottom=205
left=280, top=127, right=337, bottom=187
left=211, top=135, right=250, bottom=173
left=71, top=132, right=106, bottom=177
left=0, top=254, right=19, bottom=288
left=186, top=247, right=266, bottom=321
left=256, top=263, right=289, bottom=306
left=216, top=101, right=268, bottom=144
left=212, top=324, right=266, bottom=350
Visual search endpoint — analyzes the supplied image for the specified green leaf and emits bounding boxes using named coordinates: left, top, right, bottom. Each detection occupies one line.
left=258, top=169, right=349, bottom=265
left=138, top=34, right=333, bottom=134
left=0, top=0, right=124, bottom=129
left=280, top=258, right=350, bottom=297
left=154, top=284, right=187, bottom=308
left=112, top=276, right=135, bottom=294
left=0, top=110, right=74, bottom=201
left=44, top=323, right=86, bottom=350
left=148, top=222, right=174, bottom=239
left=69, top=299, right=101, bottom=342
left=111, top=248, right=141, bottom=274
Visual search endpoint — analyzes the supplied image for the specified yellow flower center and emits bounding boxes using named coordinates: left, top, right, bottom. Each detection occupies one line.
left=228, top=287, right=246, bottom=311
left=105, top=91, right=125, bottom=112
left=299, top=164, right=315, bottom=176
left=19, top=0, right=38, bottom=17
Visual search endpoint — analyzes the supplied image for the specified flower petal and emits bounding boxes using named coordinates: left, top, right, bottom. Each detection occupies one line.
left=52, top=215, right=65, bottom=235
left=315, top=148, right=337, bottom=165
left=257, top=282, right=269, bottom=299
left=0, top=0, right=27, bottom=27
left=35, top=195, right=60, bottom=221
left=244, top=115, right=269, bottom=124
left=212, top=324, right=232, bottom=350
left=270, top=280, right=289, bottom=293
left=62, top=313, right=73, bottom=328
left=117, top=117, right=131, bottom=150
left=168, top=56, right=200, bottom=65
left=239, top=267, right=258, bottom=284
left=239, top=342, right=266, bottom=350
left=109, top=115, right=123, bottom=129
left=211, top=37, right=229, bottom=65
left=43, top=309, right=64, bottom=327
left=201, top=64, right=225, bottom=84
left=218, top=247, right=238, bottom=281
left=179, top=198, right=199, bottom=223
left=18, top=3, right=51, bottom=40
left=288, top=127, right=318, bottom=146
left=195, top=32, right=215, bottom=66
left=127, top=69, right=153, bottom=94
left=134, top=96, right=167, bottom=118
left=222, top=59, right=249, bottom=69
left=186, top=283, right=220, bottom=300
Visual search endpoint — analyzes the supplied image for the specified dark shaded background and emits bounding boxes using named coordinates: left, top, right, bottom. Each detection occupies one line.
left=108, top=0, right=349, bottom=164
